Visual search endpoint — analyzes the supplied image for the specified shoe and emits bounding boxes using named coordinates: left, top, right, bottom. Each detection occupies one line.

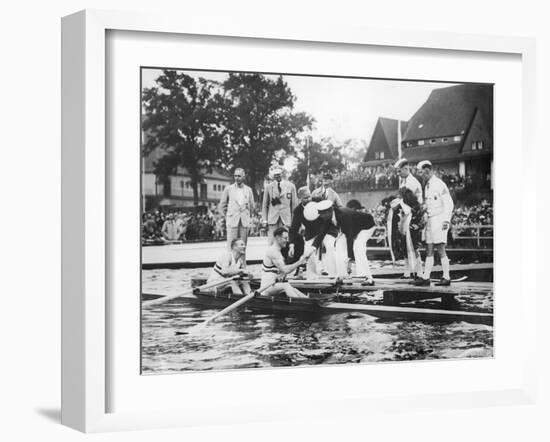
left=361, top=278, right=375, bottom=286
left=408, top=276, right=422, bottom=285
left=434, top=278, right=451, bottom=286
left=413, top=278, right=430, bottom=286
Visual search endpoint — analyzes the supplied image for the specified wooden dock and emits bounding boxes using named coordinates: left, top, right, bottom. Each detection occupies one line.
left=141, top=237, right=493, bottom=269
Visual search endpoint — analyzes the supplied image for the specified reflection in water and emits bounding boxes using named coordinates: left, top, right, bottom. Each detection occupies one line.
left=141, top=265, right=493, bottom=374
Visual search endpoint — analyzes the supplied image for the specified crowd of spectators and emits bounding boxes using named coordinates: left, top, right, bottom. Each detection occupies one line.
left=325, top=162, right=491, bottom=192
left=142, top=208, right=266, bottom=244
left=368, top=198, right=493, bottom=248
left=142, top=210, right=223, bottom=244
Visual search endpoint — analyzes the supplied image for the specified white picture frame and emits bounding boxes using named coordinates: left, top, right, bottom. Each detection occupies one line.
left=61, top=9, right=537, bottom=433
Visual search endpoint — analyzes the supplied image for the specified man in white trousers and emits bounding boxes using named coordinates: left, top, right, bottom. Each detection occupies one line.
left=312, top=200, right=377, bottom=286
left=414, top=160, right=455, bottom=286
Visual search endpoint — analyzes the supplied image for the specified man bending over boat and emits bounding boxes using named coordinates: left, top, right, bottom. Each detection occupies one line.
left=260, top=227, right=310, bottom=298
left=207, top=238, right=252, bottom=295
left=313, top=200, right=377, bottom=286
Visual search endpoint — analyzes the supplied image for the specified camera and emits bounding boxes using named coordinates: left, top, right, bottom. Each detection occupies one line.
left=271, top=196, right=281, bottom=206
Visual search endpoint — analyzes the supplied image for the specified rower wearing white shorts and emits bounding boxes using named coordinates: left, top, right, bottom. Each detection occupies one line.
left=414, top=160, right=454, bottom=286
left=260, top=227, right=309, bottom=298
left=207, top=238, right=252, bottom=295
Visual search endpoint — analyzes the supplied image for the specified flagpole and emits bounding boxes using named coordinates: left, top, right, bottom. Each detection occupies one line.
left=397, top=120, right=402, bottom=159
left=306, top=136, right=311, bottom=189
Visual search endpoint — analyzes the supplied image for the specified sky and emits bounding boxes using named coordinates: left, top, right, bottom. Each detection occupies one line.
left=141, top=68, right=459, bottom=147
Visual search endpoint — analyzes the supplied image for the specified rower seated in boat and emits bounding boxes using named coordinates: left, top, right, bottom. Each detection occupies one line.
left=260, top=227, right=311, bottom=299
left=206, top=238, right=252, bottom=295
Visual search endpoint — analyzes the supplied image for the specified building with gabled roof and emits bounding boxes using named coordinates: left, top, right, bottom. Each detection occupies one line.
left=364, top=117, right=408, bottom=165
left=401, top=83, right=493, bottom=181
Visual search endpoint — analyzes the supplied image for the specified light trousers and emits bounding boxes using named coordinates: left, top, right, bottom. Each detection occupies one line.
left=330, top=227, right=376, bottom=278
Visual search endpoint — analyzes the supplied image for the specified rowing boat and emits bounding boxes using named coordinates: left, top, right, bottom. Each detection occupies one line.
left=142, top=277, right=493, bottom=326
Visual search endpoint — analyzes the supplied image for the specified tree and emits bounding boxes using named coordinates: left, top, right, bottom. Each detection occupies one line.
left=221, top=73, right=314, bottom=197
left=340, top=138, right=368, bottom=170
left=290, top=138, right=346, bottom=188
left=142, top=70, right=225, bottom=206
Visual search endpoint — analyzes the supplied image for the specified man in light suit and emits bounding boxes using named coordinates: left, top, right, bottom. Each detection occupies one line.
left=311, top=172, right=343, bottom=207
left=262, top=168, right=298, bottom=245
left=219, top=168, right=255, bottom=249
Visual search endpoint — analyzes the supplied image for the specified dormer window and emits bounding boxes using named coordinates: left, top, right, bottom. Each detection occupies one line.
left=418, top=140, right=425, bottom=146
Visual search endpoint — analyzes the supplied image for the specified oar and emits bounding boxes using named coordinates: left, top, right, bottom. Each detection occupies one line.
left=180, top=280, right=277, bottom=335
left=142, top=276, right=238, bottom=308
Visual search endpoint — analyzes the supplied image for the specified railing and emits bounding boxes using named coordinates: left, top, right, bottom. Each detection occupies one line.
left=144, top=224, right=493, bottom=248
left=368, top=224, right=493, bottom=248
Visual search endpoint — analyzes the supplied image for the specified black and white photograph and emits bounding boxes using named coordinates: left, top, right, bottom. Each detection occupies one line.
left=140, top=68, right=494, bottom=374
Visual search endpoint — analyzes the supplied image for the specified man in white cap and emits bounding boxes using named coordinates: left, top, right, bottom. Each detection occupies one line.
left=313, top=200, right=377, bottom=285
left=394, top=158, right=423, bottom=204
left=312, top=172, right=343, bottom=207
left=393, top=158, right=424, bottom=279
left=414, top=160, right=454, bottom=286
left=262, top=167, right=298, bottom=245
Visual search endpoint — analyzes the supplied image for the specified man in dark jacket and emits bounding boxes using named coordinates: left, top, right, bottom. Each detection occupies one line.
left=288, top=187, right=322, bottom=277
left=313, top=200, right=377, bottom=285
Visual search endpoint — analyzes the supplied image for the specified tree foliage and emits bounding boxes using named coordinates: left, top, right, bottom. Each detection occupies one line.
left=142, top=70, right=225, bottom=205
left=290, top=138, right=346, bottom=188
left=220, top=73, right=314, bottom=196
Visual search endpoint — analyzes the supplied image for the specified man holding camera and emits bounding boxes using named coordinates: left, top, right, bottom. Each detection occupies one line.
left=262, top=168, right=298, bottom=245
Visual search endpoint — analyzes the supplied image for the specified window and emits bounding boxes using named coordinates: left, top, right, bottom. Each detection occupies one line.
left=406, top=142, right=413, bottom=148
left=374, top=152, right=380, bottom=159
left=442, top=138, right=448, bottom=143
left=380, top=151, right=385, bottom=159
left=430, top=139, right=437, bottom=144
left=471, top=141, right=484, bottom=151
left=453, top=135, right=461, bottom=142
left=418, top=140, right=425, bottom=146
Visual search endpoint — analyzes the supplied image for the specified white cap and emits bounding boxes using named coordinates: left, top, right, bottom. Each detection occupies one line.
left=303, top=202, right=319, bottom=221
left=394, top=158, right=408, bottom=168
left=316, top=199, right=334, bottom=212
left=417, top=160, right=432, bottom=169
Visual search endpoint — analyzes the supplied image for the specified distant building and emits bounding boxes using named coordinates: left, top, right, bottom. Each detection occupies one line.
left=363, top=84, right=493, bottom=189
left=401, top=83, right=493, bottom=184
left=364, top=117, right=408, bottom=165
left=142, top=148, right=231, bottom=211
